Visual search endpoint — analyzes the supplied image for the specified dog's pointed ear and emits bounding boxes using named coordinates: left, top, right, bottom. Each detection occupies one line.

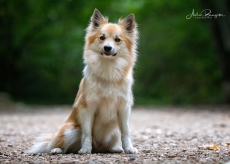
left=119, top=14, right=136, bottom=33
left=91, top=9, right=104, bottom=29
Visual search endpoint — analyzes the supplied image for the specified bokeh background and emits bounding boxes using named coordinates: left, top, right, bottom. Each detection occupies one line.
left=0, top=0, right=229, bottom=105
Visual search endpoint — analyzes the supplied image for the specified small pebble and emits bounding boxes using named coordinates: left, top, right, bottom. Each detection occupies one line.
left=11, top=151, right=17, bottom=155
left=152, top=157, right=158, bottom=161
left=182, top=158, right=187, bottom=161
left=128, top=157, right=135, bottom=161
left=158, top=157, right=164, bottom=161
left=142, top=149, right=151, bottom=153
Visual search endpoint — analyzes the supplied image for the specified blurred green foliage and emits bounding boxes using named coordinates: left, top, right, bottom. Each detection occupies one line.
left=0, top=0, right=226, bottom=105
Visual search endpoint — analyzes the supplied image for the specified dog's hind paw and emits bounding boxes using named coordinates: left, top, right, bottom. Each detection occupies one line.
left=78, top=147, right=92, bottom=154
left=124, top=147, right=138, bottom=154
left=109, top=146, right=124, bottom=153
left=51, top=148, right=63, bottom=154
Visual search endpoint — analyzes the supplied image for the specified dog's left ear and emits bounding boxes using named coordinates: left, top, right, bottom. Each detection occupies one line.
left=119, top=14, right=136, bottom=33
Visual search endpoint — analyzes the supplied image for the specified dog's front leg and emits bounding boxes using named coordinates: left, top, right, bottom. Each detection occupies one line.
left=78, top=108, right=95, bottom=154
left=118, top=105, right=138, bottom=154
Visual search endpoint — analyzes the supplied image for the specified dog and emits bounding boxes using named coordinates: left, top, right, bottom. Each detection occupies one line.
left=28, top=9, right=138, bottom=154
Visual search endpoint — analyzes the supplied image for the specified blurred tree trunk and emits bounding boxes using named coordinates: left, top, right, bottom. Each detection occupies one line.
left=200, top=0, right=230, bottom=103
left=0, top=1, right=19, bottom=97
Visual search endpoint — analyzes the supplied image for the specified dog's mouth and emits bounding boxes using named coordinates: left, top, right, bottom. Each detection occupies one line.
left=100, top=52, right=117, bottom=56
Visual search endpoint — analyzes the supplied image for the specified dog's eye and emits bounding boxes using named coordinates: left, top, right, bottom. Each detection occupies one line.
left=115, top=38, right=121, bottom=42
left=99, top=36, right=105, bottom=40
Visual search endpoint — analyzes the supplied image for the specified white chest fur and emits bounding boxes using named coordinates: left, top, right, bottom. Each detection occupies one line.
left=83, top=64, right=133, bottom=122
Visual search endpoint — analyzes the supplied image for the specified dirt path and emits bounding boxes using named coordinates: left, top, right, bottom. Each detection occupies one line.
left=0, top=105, right=230, bottom=163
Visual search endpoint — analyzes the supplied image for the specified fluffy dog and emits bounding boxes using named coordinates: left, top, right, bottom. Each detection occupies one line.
left=28, top=9, right=138, bottom=154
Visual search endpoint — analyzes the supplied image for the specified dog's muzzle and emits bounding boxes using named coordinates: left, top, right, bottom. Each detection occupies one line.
left=101, top=45, right=117, bottom=56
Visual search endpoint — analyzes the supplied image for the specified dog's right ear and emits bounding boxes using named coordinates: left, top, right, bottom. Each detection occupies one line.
left=91, top=9, right=105, bottom=29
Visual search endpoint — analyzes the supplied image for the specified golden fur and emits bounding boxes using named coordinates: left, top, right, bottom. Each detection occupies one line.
left=28, top=9, right=138, bottom=154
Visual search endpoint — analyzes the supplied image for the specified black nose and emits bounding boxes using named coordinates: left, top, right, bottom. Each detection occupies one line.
left=104, top=45, right=112, bottom=52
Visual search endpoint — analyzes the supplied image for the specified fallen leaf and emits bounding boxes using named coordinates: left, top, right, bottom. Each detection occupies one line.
left=198, top=144, right=219, bottom=151
left=212, top=145, right=219, bottom=150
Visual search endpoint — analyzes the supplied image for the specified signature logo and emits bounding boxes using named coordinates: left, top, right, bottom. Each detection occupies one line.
left=186, top=9, right=226, bottom=19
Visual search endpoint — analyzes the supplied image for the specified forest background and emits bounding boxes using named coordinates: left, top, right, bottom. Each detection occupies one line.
left=1, top=0, right=229, bottom=105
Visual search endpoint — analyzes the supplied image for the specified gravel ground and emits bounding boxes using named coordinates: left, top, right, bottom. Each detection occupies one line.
left=0, top=104, right=230, bottom=164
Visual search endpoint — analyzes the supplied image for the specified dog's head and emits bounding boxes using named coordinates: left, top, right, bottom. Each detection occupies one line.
left=84, top=9, right=138, bottom=59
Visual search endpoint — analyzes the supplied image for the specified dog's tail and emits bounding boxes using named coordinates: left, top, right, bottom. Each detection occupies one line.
left=27, top=133, right=56, bottom=154
left=27, top=125, right=81, bottom=154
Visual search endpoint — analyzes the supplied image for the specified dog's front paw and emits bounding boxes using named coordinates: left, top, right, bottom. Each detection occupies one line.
left=78, top=147, right=92, bottom=154
left=51, top=148, right=63, bottom=154
left=124, top=147, right=138, bottom=154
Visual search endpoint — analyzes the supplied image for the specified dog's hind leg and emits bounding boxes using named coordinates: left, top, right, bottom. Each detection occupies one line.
left=51, top=148, right=63, bottom=154
left=49, top=123, right=81, bottom=154
left=63, top=127, right=81, bottom=153
left=106, top=128, right=124, bottom=153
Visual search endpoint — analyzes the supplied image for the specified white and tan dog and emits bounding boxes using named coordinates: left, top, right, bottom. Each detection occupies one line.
left=28, top=9, right=138, bottom=154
